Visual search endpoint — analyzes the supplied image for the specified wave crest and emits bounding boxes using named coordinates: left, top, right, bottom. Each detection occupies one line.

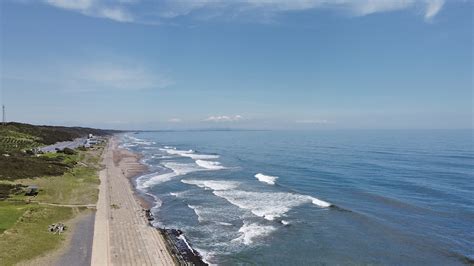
left=255, top=173, right=278, bottom=185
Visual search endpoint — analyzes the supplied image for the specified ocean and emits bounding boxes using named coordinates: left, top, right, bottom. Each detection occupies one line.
left=120, top=130, right=473, bottom=265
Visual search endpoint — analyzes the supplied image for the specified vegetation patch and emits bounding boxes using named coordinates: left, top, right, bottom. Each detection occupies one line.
left=0, top=155, right=73, bottom=180
left=0, top=205, right=74, bottom=266
left=0, top=183, right=25, bottom=200
left=0, top=122, right=115, bottom=153
left=19, top=166, right=100, bottom=205
left=0, top=201, right=28, bottom=233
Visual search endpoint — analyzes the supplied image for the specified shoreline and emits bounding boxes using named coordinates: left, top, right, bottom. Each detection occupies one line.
left=91, top=136, right=176, bottom=265
left=118, top=137, right=208, bottom=266
left=91, top=135, right=206, bottom=265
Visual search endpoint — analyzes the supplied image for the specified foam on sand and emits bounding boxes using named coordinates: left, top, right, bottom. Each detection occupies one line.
left=181, top=179, right=239, bottom=191
left=213, top=190, right=331, bottom=221
left=255, top=173, right=278, bottom=185
left=195, top=160, right=226, bottom=170
left=232, top=222, right=276, bottom=245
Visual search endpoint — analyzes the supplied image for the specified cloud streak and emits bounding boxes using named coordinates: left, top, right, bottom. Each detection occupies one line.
left=40, top=0, right=446, bottom=24
left=204, top=115, right=243, bottom=122
left=4, top=59, right=172, bottom=92
left=44, top=0, right=134, bottom=22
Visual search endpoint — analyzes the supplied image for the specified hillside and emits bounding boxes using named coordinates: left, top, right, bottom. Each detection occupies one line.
left=0, top=122, right=115, bottom=153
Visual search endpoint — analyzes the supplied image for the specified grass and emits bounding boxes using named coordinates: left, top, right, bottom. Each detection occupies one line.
left=0, top=205, right=74, bottom=266
left=0, top=143, right=105, bottom=265
left=17, top=166, right=100, bottom=205
left=0, top=202, right=28, bottom=233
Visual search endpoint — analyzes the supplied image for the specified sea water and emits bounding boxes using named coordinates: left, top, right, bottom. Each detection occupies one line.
left=120, top=130, right=473, bottom=265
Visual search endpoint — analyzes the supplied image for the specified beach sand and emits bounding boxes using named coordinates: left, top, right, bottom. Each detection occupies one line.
left=91, top=137, right=175, bottom=265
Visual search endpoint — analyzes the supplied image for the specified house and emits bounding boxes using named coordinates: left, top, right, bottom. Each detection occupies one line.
left=25, top=185, right=39, bottom=196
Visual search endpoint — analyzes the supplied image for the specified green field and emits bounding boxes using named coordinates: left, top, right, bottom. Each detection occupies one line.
left=0, top=141, right=105, bottom=265
left=0, top=204, right=74, bottom=266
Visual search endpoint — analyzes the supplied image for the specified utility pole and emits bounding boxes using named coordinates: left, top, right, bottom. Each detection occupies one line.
left=2, top=105, right=5, bottom=125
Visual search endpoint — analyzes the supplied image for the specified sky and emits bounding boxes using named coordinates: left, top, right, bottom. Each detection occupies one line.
left=0, top=0, right=472, bottom=130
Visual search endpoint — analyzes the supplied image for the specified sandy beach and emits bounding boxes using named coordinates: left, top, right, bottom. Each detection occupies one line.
left=91, top=137, right=175, bottom=265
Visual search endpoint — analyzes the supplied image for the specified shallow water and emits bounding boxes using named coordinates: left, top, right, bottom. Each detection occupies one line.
left=121, top=130, right=473, bottom=265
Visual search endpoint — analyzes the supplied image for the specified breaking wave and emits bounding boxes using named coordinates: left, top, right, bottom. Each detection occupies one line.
left=255, top=173, right=278, bottom=185
left=137, top=162, right=202, bottom=189
left=160, top=146, right=219, bottom=160
left=213, top=190, right=331, bottom=221
left=232, top=222, right=276, bottom=245
left=181, top=179, right=239, bottom=191
left=195, top=160, right=226, bottom=170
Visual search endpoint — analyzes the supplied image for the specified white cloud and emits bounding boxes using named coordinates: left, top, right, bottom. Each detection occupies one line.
left=43, top=0, right=134, bottom=22
left=99, top=7, right=133, bottom=22
left=204, top=115, right=243, bottom=122
left=39, top=0, right=446, bottom=24
left=45, top=0, right=92, bottom=10
left=168, top=118, right=182, bottom=123
left=424, top=0, right=444, bottom=20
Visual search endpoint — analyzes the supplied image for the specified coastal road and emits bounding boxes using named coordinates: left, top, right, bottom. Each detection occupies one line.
left=40, top=138, right=86, bottom=153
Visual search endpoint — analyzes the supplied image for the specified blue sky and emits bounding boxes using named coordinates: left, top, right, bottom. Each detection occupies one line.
left=0, top=0, right=472, bottom=130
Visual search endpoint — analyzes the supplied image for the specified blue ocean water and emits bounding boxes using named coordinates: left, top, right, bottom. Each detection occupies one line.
left=121, top=130, right=474, bottom=265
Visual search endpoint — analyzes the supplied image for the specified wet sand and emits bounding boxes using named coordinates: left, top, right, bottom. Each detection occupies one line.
left=91, top=137, right=175, bottom=265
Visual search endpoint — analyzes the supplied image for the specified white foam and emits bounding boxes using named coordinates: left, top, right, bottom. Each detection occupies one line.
left=194, top=248, right=217, bottom=266
left=181, top=153, right=220, bottom=160
left=310, top=197, right=332, bottom=208
left=178, top=234, right=196, bottom=255
left=138, top=162, right=202, bottom=189
left=181, top=179, right=239, bottom=191
left=213, top=190, right=331, bottom=220
left=170, top=191, right=187, bottom=198
left=186, top=202, right=236, bottom=225
left=195, top=160, right=226, bottom=170
left=255, top=173, right=278, bottom=185
left=160, top=147, right=219, bottom=160
left=139, top=172, right=177, bottom=189
left=160, top=147, right=194, bottom=156
left=232, top=222, right=276, bottom=245
left=281, top=220, right=290, bottom=226
left=188, top=204, right=205, bottom=222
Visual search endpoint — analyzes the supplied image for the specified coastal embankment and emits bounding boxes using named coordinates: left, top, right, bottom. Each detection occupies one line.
left=91, top=137, right=176, bottom=265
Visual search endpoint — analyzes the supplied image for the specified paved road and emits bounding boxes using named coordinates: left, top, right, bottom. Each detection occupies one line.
left=40, top=138, right=86, bottom=153
left=54, top=211, right=96, bottom=266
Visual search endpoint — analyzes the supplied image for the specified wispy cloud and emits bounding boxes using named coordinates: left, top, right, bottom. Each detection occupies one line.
left=39, top=0, right=446, bottom=24
left=44, top=0, right=134, bottom=22
left=73, top=63, right=172, bottom=90
left=204, top=115, right=243, bottom=122
left=4, top=59, right=173, bottom=92
left=168, top=118, right=182, bottom=123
